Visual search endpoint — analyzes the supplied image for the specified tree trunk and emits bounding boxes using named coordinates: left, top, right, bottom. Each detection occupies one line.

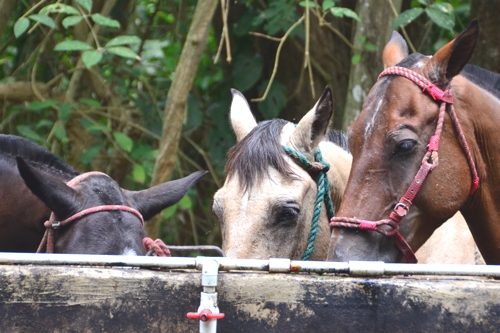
left=0, top=0, right=16, bottom=37
left=470, top=1, right=500, bottom=73
left=341, top=0, right=402, bottom=131
left=146, top=0, right=219, bottom=238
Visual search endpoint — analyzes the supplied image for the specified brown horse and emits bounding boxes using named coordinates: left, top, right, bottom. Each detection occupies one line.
left=215, top=88, right=478, bottom=263
left=328, top=20, right=498, bottom=264
left=0, top=135, right=207, bottom=255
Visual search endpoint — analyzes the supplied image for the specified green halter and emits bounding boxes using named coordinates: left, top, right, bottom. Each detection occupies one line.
left=282, top=145, right=336, bottom=260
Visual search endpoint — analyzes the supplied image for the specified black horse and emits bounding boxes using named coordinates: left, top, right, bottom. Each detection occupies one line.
left=0, top=135, right=206, bottom=255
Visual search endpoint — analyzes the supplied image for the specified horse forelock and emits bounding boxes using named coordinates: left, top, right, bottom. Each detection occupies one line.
left=225, top=119, right=293, bottom=191
left=0, top=135, right=79, bottom=179
left=85, top=175, right=126, bottom=205
left=225, top=119, right=350, bottom=191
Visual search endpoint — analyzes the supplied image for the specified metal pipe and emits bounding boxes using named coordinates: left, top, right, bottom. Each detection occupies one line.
left=168, top=246, right=225, bottom=257
left=1, top=253, right=500, bottom=278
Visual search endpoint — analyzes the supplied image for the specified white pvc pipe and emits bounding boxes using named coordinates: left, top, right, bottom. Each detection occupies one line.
left=1, top=253, right=500, bottom=278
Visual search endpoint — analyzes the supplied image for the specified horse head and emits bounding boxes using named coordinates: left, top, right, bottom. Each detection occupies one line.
left=214, top=88, right=352, bottom=260
left=328, top=20, right=482, bottom=262
left=16, top=156, right=207, bottom=255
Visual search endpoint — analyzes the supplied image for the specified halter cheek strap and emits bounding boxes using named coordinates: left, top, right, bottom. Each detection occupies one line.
left=330, top=66, right=480, bottom=263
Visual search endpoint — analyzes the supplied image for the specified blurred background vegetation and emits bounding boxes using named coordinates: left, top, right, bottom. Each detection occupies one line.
left=0, top=0, right=497, bottom=252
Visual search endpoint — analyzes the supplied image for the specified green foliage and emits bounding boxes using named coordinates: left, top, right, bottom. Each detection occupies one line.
left=1, top=0, right=473, bottom=252
left=82, top=50, right=103, bottom=68
left=13, top=18, right=30, bottom=38
left=91, top=14, right=121, bottom=28
left=394, top=1, right=460, bottom=31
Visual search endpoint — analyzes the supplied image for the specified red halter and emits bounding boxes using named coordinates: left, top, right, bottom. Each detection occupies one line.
left=36, top=171, right=168, bottom=256
left=330, top=66, right=480, bottom=263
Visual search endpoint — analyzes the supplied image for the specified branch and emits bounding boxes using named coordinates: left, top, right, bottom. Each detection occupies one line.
left=251, top=15, right=305, bottom=102
left=147, top=0, right=219, bottom=238
left=65, top=0, right=118, bottom=102
left=388, top=0, right=417, bottom=53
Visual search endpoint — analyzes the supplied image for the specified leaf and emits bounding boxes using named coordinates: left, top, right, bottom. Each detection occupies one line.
left=364, top=43, right=377, bottom=51
left=62, top=16, right=83, bottom=29
left=91, top=14, right=120, bottom=28
left=416, top=0, right=427, bottom=5
left=75, top=0, right=92, bottom=13
left=14, top=18, right=30, bottom=38
left=81, top=143, right=103, bottom=165
left=107, top=46, right=139, bottom=59
left=16, top=126, right=44, bottom=144
left=79, top=98, right=101, bottom=107
left=426, top=6, right=454, bottom=31
left=28, top=14, right=56, bottom=29
left=35, top=119, right=54, bottom=129
left=132, top=164, right=146, bottom=184
left=162, top=205, right=178, bottom=219
left=178, top=195, right=192, bottom=210
left=106, top=35, right=142, bottom=47
left=54, top=40, right=94, bottom=51
left=231, top=54, right=263, bottom=92
left=431, top=2, right=454, bottom=15
left=322, top=0, right=336, bottom=11
left=114, top=132, right=134, bottom=152
left=330, top=7, right=361, bottom=22
left=258, top=80, right=287, bottom=119
left=54, top=125, right=68, bottom=142
left=393, top=8, right=423, bottom=27
left=82, top=50, right=103, bottom=68
left=298, top=1, right=319, bottom=8
left=27, top=99, right=58, bottom=110
left=351, top=54, right=361, bottom=65
left=41, top=4, right=80, bottom=15
left=57, top=103, right=73, bottom=124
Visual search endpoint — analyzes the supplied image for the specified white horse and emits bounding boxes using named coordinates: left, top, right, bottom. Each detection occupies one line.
left=213, top=87, right=479, bottom=263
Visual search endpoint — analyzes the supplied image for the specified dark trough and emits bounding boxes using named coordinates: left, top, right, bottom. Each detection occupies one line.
left=0, top=264, right=499, bottom=332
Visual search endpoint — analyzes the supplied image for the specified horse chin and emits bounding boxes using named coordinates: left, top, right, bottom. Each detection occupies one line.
left=328, top=229, right=401, bottom=262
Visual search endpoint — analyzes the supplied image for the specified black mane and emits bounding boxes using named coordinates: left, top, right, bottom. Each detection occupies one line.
left=0, top=135, right=79, bottom=178
left=395, top=53, right=500, bottom=99
left=225, top=119, right=349, bottom=191
left=461, top=64, right=500, bottom=100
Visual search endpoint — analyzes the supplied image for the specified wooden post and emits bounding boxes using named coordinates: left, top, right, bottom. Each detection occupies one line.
left=1, top=265, right=500, bottom=332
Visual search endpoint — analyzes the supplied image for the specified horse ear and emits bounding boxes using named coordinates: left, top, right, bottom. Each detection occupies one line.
left=289, top=86, right=334, bottom=153
left=16, top=157, right=80, bottom=220
left=230, top=89, right=257, bottom=142
left=382, top=31, right=409, bottom=68
left=423, top=19, right=479, bottom=85
left=125, top=170, right=208, bottom=221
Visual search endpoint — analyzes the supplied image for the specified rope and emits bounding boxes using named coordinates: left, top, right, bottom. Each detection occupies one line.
left=143, top=237, right=171, bottom=257
left=282, top=145, right=335, bottom=261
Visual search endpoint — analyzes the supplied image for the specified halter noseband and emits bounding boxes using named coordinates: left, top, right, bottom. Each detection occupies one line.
left=282, top=145, right=335, bottom=261
left=330, top=66, right=480, bottom=263
left=37, top=171, right=169, bottom=257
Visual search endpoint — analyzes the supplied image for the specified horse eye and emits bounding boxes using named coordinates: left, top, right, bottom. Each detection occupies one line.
left=274, top=207, right=300, bottom=227
left=393, top=139, right=417, bottom=155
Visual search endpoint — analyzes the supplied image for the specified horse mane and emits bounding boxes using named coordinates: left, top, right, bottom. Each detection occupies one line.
left=394, top=53, right=500, bottom=100
left=0, top=135, right=79, bottom=177
left=225, top=119, right=349, bottom=191
left=461, top=65, right=500, bottom=100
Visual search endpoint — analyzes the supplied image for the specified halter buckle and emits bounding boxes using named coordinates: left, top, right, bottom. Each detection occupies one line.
left=51, top=221, right=61, bottom=229
left=393, top=203, right=409, bottom=217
